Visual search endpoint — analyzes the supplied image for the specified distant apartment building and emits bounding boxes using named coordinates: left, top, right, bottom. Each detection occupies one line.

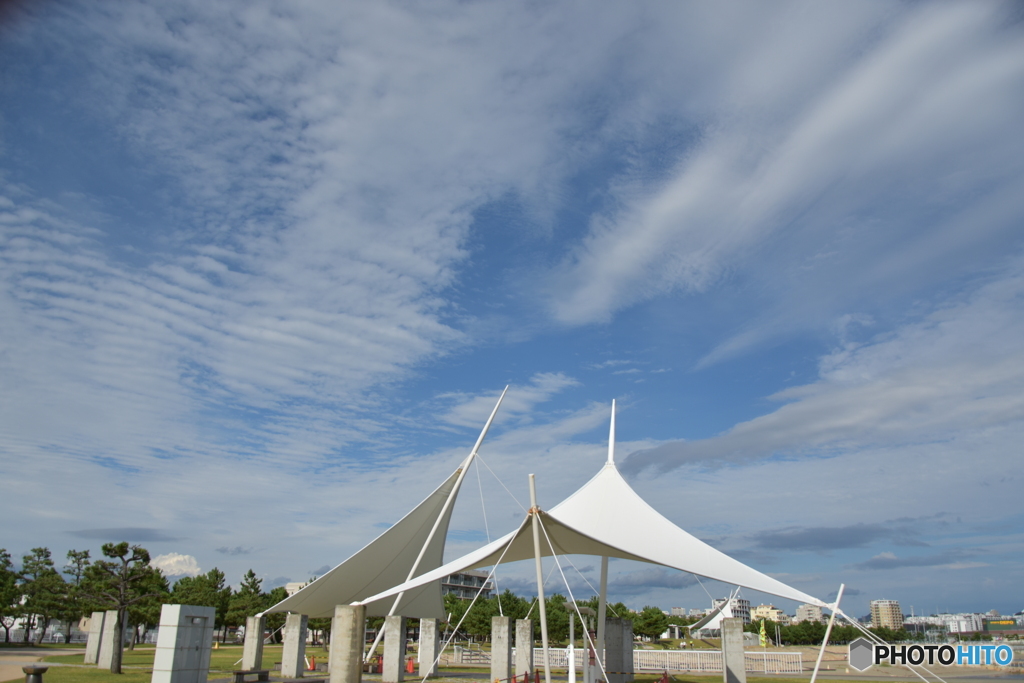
left=794, top=604, right=824, bottom=624
left=670, top=607, right=688, bottom=616
left=870, top=600, right=904, bottom=630
left=751, top=604, right=790, bottom=625
left=441, top=570, right=495, bottom=600
left=944, top=613, right=985, bottom=633
left=713, top=597, right=751, bottom=624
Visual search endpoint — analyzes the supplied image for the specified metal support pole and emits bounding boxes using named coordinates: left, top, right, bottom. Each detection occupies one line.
left=568, top=612, right=576, bottom=683
left=530, top=474, right=552, bottom=683
left=810, top=584, right=844, bottom=683
left=596, top=401, right=615, bottom=677
left=365, top=387, right=508, bottom=660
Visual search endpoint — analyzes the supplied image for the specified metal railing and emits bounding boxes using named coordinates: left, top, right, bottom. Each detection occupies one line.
left=506, top=648, right=802, bottom=674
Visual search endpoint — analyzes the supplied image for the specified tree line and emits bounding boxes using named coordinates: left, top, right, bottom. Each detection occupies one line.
left=440, top=589, right=681, bottom=644
left=743, top=618, right=913, bottom=645
left=0, top=543, right=302, bottom=673
left=4, top=542, right=920, bottom=673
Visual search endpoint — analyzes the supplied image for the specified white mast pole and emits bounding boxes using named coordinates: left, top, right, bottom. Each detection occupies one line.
left=365, top=386, right=508, bottom=661
left=530, top=474, right=552, bottom=683
left=810, top=584, right=845, bottom=683
left=596, top=400, right=615, bottom=671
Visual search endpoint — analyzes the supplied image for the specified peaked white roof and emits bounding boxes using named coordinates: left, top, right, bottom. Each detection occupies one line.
left=688, top=588, right=739, bottom=634
left=358, top=462, right=829, bottom=609
left=265, top=467, right=461, bottom=619
left=266, top=388, right=509, bottom=620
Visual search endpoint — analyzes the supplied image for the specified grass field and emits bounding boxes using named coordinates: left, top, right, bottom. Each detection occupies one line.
left=34, top=645, right=873, bottom=683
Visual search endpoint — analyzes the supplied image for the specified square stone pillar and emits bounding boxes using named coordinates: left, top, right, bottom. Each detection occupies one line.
left=620, top=620, right=633, bottom=683
left=418, top=618, right=439, bottom=677
left=282, top=614, right=310, bottom=678
left=328, top=605, right=365, bottom=683
left=97, top=610, right=120, bottom=669
left=491, top=617, right=512, bottom=683
left=721, top=618, right=747, bottom=683
left=84, top=611, right=106, bottom=665
left=515, top=619, right=534, bottom=678
left=242, top=615, right=266, bottom=671
left=151, top=604, right=216, bottom=683
left=604, top=618, right=633, bottom=683
left=382, top=615, right=407, bottom=683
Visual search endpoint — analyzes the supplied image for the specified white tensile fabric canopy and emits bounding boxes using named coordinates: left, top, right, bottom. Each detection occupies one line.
left=688, top=587, right=739, bottom=634
left=265, top=467, right=461, bottom=619
left=266, top=387, right=509, bottom=620
left=358, top=461, right=829, bottom=610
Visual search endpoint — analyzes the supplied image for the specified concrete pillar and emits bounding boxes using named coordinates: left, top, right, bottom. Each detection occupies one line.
left=604, top=618, right=633, bottom=683
left=328, top=605, right=365, bottom=683
left=242, top=615, right=266, bottom=671
left=515, top=619, right=534, bottom=677
left=97, top=610, right=120, bottom=669
left=491, top=617, right=512, bottom=683
left=382, top=616, right=407, bottom=683
left=152, top=604, right=216, bottom=683
left=721, top=618, right=747, bottom=683
left=282, top=614, right=310, bottom=679
left=418, top=618, right=439, bottom=677
left=84, top=611, right=106, bottom=665
left=620, top=620, right=633, bottom=683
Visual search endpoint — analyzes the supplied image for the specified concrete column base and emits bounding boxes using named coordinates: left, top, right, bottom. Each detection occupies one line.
left=491, top=617, right=512, bottom=683
left=515, top=619, right=534, bottom=678
left=382, top=615, right=407, bottom=683
left=721, top=618, right=747, bottom=683
left=329, top=605, right=365, bottom=683
left=282, top=614, right=310, bottom=679
left=84, top=611, right=106, bottom=665
left=97, top=610, right=120, bottom=670
left=242, top=615, right=266, bottom=671
left=418, top=618, right=439, bottom=677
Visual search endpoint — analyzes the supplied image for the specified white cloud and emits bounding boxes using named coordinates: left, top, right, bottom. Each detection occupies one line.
left=436, top=373, right=580, bottom=428
left=2, top=0, right=1022, bottom=618
left=151, top=553, right=201, bottom=577
left=624, top=257, right=1024, bottom=473
left=545, top=2, right=1024, bottom=349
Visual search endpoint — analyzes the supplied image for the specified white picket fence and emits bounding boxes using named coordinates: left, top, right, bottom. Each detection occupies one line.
left=496, top=648, right=803, bottom=673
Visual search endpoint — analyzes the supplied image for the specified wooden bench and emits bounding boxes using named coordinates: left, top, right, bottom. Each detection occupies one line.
left=231, top=670, right=270, bottom=683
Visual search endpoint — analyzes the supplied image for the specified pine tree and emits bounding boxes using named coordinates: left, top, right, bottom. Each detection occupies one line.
left=0, top=550, right=20, bottom=643
left=62, top=550, right=91, bottom=643
left=82, top=543, right=164, bottom=673
left=226, top=570, right=265, bottom=636
left=21, top=548, right=67, bottom=644
left=171, top=568, right=232, bottom=642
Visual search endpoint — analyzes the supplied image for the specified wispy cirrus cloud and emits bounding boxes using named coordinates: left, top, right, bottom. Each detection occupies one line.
left=436, top=373, right=580, bottom=429
left=546, top=2, right=1024, bottom=359
left=68, top=527, right=181, bottom=542
left=623, top=258, right=1024, bottom=473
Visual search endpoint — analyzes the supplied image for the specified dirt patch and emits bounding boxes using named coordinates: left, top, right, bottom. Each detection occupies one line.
left=0, top=655, right=44, bottom=683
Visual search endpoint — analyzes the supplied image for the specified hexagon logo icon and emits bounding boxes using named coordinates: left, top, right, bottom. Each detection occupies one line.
left=849, top=637, right=874, bottom=671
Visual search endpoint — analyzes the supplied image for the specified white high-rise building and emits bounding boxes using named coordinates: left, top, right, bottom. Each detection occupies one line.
left=713, top=597, right=751, bottom=624
left=795, top=604, right=824, bottom=624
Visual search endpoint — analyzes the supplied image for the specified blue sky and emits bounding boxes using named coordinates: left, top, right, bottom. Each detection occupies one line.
left=2, top=1, right=1023, bottom=619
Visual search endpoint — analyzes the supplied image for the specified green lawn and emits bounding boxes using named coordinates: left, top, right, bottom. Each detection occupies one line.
left=38, top=647, right=870, bottom=683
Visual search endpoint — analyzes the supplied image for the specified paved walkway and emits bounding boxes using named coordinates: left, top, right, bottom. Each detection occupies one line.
left=0, top=649, right=83, bottom=683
